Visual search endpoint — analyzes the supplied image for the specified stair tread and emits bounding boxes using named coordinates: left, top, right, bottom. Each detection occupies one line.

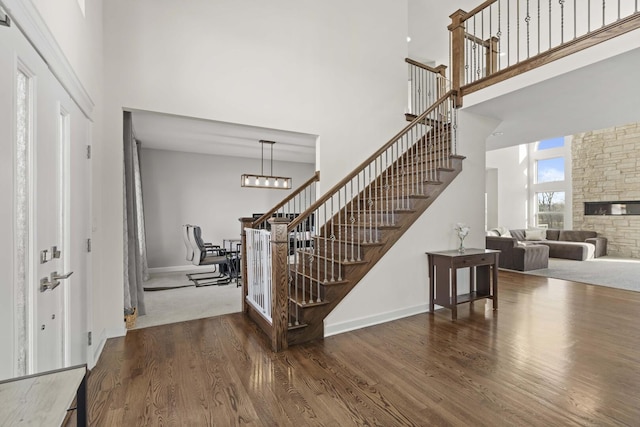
left=289, top=296, right=330, bottom=308
left=329, top=223, right=401, bottom=229
left=288, top=322, right=308, bottom=330
left=296, top=249, right=368, bottom=266
left=294, top=271, right=350, bottom=286
left=313, top=236, right=385, bottom=246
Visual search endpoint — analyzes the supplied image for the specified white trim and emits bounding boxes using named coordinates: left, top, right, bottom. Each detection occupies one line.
left=89, top=328, right=107, bottom=369
left=148, top=265, right=216, bottom=274
left=324, top=304, right=429, bottom=337
left=0, top=0, right=94, bottom=120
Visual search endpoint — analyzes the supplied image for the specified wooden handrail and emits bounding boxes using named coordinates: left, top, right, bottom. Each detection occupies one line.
left=405, top=58, right=447, bottom=75
left=288, top=91, right=455, bottom=231
left=464, top=32, right=490, bottom=48
left=462, top=0, right=497, bottom=22
left=460, top=11, right=640, bottom=97
left=252, top=170, right=320, bottom=227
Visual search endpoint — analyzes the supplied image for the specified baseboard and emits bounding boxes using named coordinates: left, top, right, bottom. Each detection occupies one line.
left=148, top=265, right=213, bottom=274
left=89, top=328, right=108, bottom=369
left=324, top=304, right=429, bottom=337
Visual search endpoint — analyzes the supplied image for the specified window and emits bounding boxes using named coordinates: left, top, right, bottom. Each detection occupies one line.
left=537, top=137, right=564, bottom=150
left=536, top=191, right=565, bottom=228
left=16, top=68, right=32, bottom=375
left=529, top=136, right=571, bottom=229
left=536, top=157, right=564, bottom=183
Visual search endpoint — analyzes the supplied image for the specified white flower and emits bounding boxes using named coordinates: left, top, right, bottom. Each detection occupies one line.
left=454, top=222, right=470, bottom=239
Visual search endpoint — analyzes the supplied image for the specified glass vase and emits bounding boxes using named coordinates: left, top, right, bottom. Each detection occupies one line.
left=458, top=236, right=466, bottom=253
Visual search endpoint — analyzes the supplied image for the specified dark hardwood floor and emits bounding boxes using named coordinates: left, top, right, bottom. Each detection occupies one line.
left=82, top=271, right=640, bottom=426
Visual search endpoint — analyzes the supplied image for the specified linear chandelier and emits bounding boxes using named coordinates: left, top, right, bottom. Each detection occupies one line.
left=241, top=140, right=292, bottom=189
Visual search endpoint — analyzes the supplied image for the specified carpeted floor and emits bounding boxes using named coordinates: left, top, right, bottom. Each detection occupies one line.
left=521, top=256, right=640, bottom=292
left=134, top=271, right=242, bottom=330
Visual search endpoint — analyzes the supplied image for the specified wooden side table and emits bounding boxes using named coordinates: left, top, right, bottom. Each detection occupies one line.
left=0, top=364, right=87, bottom=426
left=426, top=248, right=500, bottom=320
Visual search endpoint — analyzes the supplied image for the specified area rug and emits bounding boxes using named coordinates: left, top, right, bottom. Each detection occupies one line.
left=521, top=256, right=640, bottom=292
left=143, top=271, right=196, bottom=291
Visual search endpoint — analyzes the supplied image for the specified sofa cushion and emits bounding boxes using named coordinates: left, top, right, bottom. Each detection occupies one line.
left=545, top=229, right=560, bottom=241
left=510, top=229, right=526, bottom=241
left=525, top=229, right=547, bottom=241
left=543, top=241, right=595, bottom=260
left=559, top=230, right=597, bottom=242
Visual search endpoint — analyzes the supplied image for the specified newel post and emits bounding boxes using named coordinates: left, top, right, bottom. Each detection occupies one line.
left=435, top=64, right=448, bottom=98
left=239, top=217, right=254, bottom=314
left=268, top=217, right=290, bottom=352
left=485, top=36, right=499, bottom=76
left=448, top=9, right=466, bottom=107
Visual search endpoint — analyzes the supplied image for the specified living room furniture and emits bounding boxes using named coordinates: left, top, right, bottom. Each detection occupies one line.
left=485, top=236, right=550, bottom=271
left=0, top=364, right=87, bottom=426
left=426, top=248, right=499, bottom=321
left=487, top=228, right=607, bottom=262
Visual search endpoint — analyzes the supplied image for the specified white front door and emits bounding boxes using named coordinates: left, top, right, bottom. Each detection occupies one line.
left=0, top=15, right=90, bottom=378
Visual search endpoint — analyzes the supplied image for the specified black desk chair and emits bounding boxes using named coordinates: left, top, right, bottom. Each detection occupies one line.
left=185, top=225, right=230, bottom=286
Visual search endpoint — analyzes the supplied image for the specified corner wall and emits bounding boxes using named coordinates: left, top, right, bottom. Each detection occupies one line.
left=485, top=145, right=529, bottom=229
left=572, top=122, right=640, bottom=258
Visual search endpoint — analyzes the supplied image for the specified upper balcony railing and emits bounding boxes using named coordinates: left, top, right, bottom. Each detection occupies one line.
left=449, top=0, right=640, bottom=103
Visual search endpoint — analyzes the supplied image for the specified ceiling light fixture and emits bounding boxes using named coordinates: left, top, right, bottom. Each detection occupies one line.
left=241, top=140, right=292, bottom=190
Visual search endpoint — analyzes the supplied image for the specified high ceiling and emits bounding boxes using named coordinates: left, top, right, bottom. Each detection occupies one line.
left=130, top=109, right=317, bottom=164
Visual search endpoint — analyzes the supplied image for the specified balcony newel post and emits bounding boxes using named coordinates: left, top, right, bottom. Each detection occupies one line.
left=268, top=217, right=290, bottom=352
left=239, top=217, right=254, bottom=314
left=435, top=64, right=448, bottom=98
left=486, top=36, right=499, bottom=76
left=448, top=9, right=466, bottom=107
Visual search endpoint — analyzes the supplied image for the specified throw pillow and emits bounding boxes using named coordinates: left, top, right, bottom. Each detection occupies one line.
left=486, top=230, right=500, bottom=237
left=494, top=226, right=512, bottom=238
left=525, top=229, right=546, bottom=241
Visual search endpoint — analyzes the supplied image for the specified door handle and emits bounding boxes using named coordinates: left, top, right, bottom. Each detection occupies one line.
left=40, top=277, right=60, bottom=292
left=40, top=271, right=73, bottom=293
left=51, top=271, right=73, bottom=281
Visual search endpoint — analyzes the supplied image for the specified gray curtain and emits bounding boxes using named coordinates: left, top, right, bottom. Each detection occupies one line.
left=123, top=111, right=149, bottom=316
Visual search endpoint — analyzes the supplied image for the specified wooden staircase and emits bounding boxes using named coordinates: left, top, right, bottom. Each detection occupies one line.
left=287, top=153, right=465, bottom=345
left=242, top=91, right=462, bottom=350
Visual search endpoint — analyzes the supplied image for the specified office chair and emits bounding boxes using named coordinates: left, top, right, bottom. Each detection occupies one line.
left=182, top=224, right=195, bottom=262
left=186, top=225, right=231, bottom=286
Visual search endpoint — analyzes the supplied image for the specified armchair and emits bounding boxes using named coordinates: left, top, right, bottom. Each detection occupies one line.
left=486, top=236, right=549, bottom=271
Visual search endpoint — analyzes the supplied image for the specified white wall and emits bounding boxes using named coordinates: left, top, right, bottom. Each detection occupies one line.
left=325, top=110, right=499, bottom=334
left=31, top=0, right=102, bottom=101
left=408, top=0, right=480, bottom=66
left=101, top=0, right=409, bottom=337
left=485, top=145, right=529, bottom=229
left=140, top=148, right=315, bottom=269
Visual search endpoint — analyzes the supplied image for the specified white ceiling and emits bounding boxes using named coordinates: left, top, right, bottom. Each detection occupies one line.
left=130, top=109, right=317, bottom=164
left=465, top=46, right=640, bottom=151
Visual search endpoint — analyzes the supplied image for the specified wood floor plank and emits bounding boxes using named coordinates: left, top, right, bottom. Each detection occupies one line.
left=81, top=271, right=640, bottom=426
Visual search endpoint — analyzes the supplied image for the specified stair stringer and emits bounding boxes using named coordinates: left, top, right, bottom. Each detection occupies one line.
left=287, top=155, right=465, bottom=346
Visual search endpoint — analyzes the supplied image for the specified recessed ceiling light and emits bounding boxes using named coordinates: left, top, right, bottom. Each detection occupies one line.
left=491, top=131, right=504, bottom=136
left=407, top=36, right=411, bottom=42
